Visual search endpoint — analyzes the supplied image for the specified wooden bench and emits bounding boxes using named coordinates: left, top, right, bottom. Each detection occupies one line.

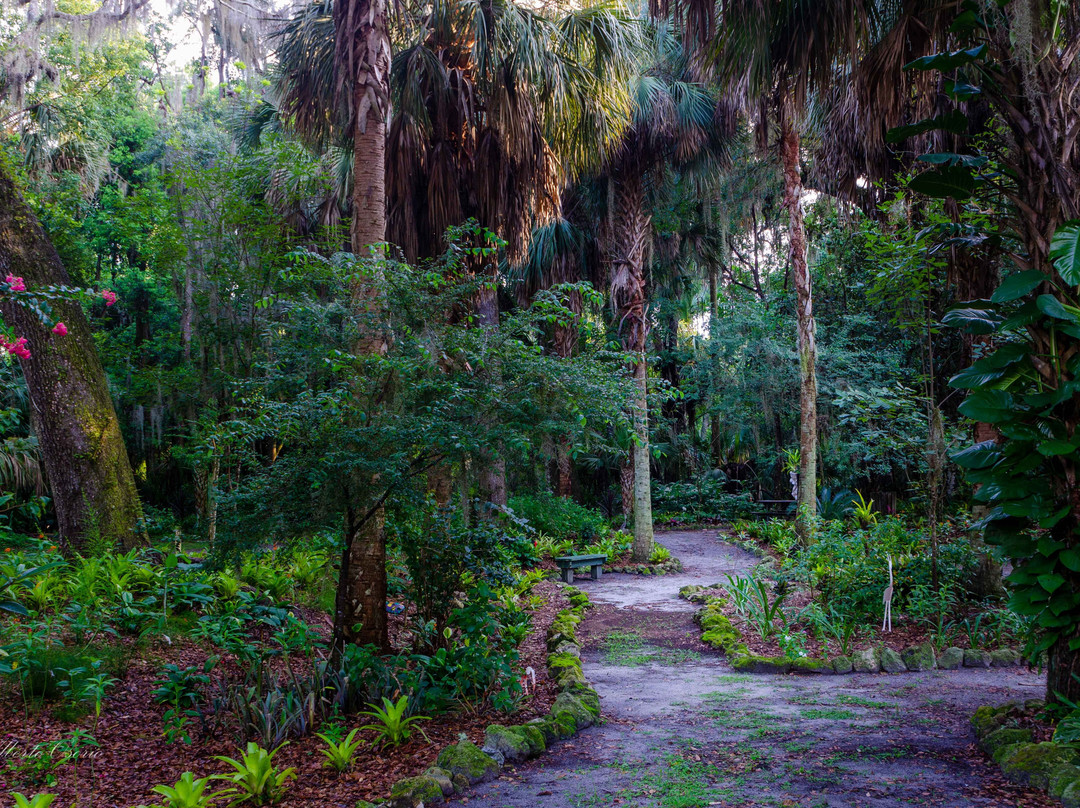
left=555, top=554, right=606, bottom=584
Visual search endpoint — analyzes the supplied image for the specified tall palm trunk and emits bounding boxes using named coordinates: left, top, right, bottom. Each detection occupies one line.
left=610, top=166, right=653, bottom=561
left=332, top=0, right=391, bottom=653
left=779, top=105, right=817, bottom=537
left=0, top=167, right=143, bottom=553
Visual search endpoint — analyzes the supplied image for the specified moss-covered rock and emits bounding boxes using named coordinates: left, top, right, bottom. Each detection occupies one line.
left=963, top=649, right=992, bottom=668
left=388, top=776, right=445, bottom=808
left=971, top=704, right=1013, bottom=738
left=938, top=647, right=964, bottom=670
left=901, top=642, right=936, bottom=672
left=852, top=648, right=880, bottom=673
left=483, top=725, right=533, bottom=763
left=731, top=654, right=791, bottom=674
left=553, top=641, right=581, bottom=658
left=981, top=727, right=1033, bottom=758
left=999, top=742, right=1077, bottom=788
left=1063, top=777, right=1080, bottom=808
left=548, top=652, right=583, bottom=675
left=422, top=767, right=455, bottom=797
left=990, top=648, right=1020, bottom=667
left=880, top=647, right=906, bottom=673
left=435, top=741, right=500, bottom=784
left=552, top=690, right=597, bottom=730
left=515, top=724, right=546, bottom=757
left=831, top=655, right=853, bottom=673
left=789, top=657, right=832, bottom=674
left=1048, top=764, right=1080, bottom=799
left=532, top=711, right=576, bottom=744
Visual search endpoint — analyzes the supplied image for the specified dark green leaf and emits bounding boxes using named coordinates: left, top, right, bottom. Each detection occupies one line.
left=1036, top=294, right=1079, bottom=322
left=992, top=271, right=1045, bottom=303
left=909, top=166, right=976, bottom=199
left=886, top=110, right=969, bottom=143
left=942, top=304, right=1002, bottom=334
left=904, top=44, right=987, bottom=72
left=1050, top=221, right=1080, bottom=285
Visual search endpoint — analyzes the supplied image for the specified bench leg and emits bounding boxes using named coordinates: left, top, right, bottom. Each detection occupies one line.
left=562, top=567, right=574, bottom=584
left=591, top=564, right=601, bottom=580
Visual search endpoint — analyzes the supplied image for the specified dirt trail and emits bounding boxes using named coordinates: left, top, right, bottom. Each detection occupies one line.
left=457, top=529, right=1051, bottom=808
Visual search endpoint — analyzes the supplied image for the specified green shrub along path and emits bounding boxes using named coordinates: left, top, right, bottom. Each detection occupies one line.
left=456, top=530, right=1053, bottom=808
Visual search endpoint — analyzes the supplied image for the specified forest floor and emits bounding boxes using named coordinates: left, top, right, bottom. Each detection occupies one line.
left=456, top=529, right=1056, bottom=808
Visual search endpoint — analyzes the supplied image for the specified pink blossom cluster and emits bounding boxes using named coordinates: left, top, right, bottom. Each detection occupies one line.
left=4, top=274, right=26, bottom=292
left=0, top=336, right=30, bottom=359
left=102, top=290, right=117, bottom=306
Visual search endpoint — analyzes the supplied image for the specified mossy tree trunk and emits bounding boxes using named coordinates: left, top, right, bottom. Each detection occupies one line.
left=0, top=165, right=143, bottom=553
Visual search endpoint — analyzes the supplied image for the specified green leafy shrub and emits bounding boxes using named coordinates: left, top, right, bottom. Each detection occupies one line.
left=213, top=742, right=296, bottom=806
left=508, top=493, right=608, bottom=543
left=651, top=474, right=758, bottom=521
left=141, top=772, right=218, bottom=808
left=359, top=696, right=429, bottom=749
left=316, top=728, right=364, bottom=772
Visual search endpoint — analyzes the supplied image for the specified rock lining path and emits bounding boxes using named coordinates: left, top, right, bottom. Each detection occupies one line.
left=457, top=529, right=1052, bottom=808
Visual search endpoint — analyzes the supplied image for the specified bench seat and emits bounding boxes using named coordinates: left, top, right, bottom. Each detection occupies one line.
left=554, top=553, right=606, bottom=584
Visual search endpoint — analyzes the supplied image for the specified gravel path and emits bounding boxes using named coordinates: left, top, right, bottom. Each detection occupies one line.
left=456, top=529, right=1051, bottom=808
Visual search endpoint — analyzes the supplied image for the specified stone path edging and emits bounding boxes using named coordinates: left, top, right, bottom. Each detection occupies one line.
left=370, top=585, right=599, bottom=808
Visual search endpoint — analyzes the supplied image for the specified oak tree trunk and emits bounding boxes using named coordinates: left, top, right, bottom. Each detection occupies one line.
left=0, top=165, right=143, bottom=553
left=780, top=108, right=818, bottom=538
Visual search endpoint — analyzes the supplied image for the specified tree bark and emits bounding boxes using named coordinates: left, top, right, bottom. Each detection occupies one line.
left=609, top=166, right=653, bottom=561
left=0, top=165, right=143, bottom=553
left=780, top=106, right=818, bottom=538
left=708, top=258, right=721, bottom=468
left=475, top=281, right=508, bottom=509
left=331, top=0, right=392, bottom=653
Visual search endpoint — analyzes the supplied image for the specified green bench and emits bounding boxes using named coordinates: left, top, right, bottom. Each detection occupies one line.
left=555, top=553, right=606, bottom=584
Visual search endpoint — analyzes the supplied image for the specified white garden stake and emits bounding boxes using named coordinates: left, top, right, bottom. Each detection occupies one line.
left=882, top=555, right=894, bottom=633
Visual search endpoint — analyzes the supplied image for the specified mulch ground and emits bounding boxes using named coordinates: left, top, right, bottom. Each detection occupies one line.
left=0, top=581, right=568, bottom=807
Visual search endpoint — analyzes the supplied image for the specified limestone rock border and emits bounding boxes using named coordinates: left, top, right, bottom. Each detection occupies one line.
left=971, top=701, right=1080, bottom=806
left=684, top=588, right=1024, bottom=677
left=372, top=584, right=599, bottom=808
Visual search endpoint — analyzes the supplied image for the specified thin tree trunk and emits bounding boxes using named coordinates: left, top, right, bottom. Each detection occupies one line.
left=708, top=259, right=721, bottom=468
left=631, top=356, right=653, bottom=560
left=609, top=165, right=653, bottom=561
left=780, top=106, right=818, bottom=538
left=331, top=0, right=391, bottom=653
left=0, top=166, right=143, bottom=553
left=553, top=287, right=580, bottom=498
left=475, top=281, right=507, bottom=509
left=619, top=460, right=633, bottom=529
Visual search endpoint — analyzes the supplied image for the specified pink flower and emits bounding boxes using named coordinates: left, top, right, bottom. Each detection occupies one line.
left=5, top=275, right=26, bottom=292
left=7, top=337, right=30, bottom=360
left=101, top=290, right=117, bottom=307
left=52, top=322, right=68, bottom=336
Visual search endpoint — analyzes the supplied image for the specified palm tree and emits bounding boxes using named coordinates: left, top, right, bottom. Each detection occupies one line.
left=602, top=21, right=735, bottom=560
left=703, top=0, right=870, bottom=536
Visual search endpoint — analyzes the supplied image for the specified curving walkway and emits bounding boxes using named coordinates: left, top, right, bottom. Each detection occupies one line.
left=457, top=529, right=1052, bottom=808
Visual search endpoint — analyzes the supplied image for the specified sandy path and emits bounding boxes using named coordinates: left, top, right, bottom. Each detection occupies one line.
left=456, top=529, right=1050, bottom=808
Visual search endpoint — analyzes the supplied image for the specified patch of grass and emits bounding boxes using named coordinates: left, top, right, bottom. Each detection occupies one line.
left=783, top=739, right=815, bottom=753
left=634, top=754, right=737, bottom=808
left=800, top=708, right=857, bottom=720
left=716, top=674, right=754, bottom=685
left=602, top=630, right=655, bottom=666
left=835, top=694, right=898, bottom=709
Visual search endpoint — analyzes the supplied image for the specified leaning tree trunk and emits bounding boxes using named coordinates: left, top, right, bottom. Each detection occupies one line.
left=609, top=165, right=653, bottom=562
left=331, top=0, right=392, bottom=653
left=0, top=166, right=143, bottom=553
left=708, top=258, right=722, bottom=468
left=780, top=107, right=818, bottom=539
